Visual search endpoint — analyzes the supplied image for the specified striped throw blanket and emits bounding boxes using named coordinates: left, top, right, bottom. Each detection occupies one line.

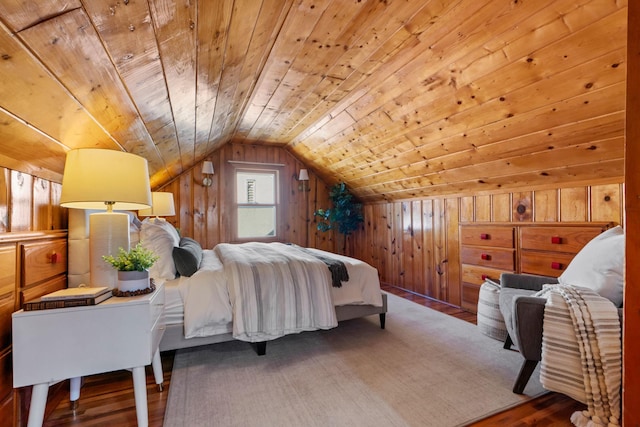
left=215, top=242, right=338, bottom=342
left=537, top=284, right=621, bottom=427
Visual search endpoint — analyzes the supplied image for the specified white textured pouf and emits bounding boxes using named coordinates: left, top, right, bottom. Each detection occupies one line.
left=477, top=279, right=508, bottom=342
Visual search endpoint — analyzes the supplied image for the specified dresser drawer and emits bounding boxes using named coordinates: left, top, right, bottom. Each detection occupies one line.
left=519, top=226, right=604, bottom=254
left=461, top=283, right=482, bottom=313
left=0, top=394, right=13, bottom=427
left=461, top=264, right=508, bottom=285
left=20, top=275, right=66, bottom=306
left=149, top=283, right=165, bottom=324
left=460, top=246, right=514, bottom=270
left=0, top=292, right=14, bottom=350
left=0, top=245, right=15, bottom=351
left=150, top=284, right=166, bottom=354
left=460, top=226, right=515, bottom=248
left=21, top=239, right=67, bottom=287
left=0, top=349, right=12, bottom=404
left=520, top=251, right=576, bottom=277
left=151, top=313, right=166, bottom=356
left=0, top=245, right=15, bottom=296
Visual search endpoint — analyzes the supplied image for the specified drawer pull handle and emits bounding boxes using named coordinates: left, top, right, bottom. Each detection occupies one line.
left=481, top=253, right=491, bottom=260
left=551, top=262, right=563, bottom=270
left=480, top=233, right=489, bottom=240
left=551, top=236, right=562, bottom=244
left=50, top=252, right=59, bottom=264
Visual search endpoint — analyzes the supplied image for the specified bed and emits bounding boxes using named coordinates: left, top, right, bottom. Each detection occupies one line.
left=67, top=211, right=387, bottom=355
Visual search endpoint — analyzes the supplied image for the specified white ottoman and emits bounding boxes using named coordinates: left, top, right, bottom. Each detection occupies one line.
left=477, top=279, right=508, bottom=342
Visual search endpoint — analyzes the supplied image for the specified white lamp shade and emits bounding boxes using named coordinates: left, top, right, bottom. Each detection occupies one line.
left=298, top=169, right=309, bottom=181
left=139, top=192, right=176, bottom=217
left=60, top=148, right=152, bottom=210
left=202, top=161, right=215, bottom=175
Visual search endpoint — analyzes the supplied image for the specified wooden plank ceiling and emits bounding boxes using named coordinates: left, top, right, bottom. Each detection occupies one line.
left=0, top=0, right=627, bottom=202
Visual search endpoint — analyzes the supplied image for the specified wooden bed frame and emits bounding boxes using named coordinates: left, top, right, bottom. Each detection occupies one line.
left=159, top=292, right=388, bottom=355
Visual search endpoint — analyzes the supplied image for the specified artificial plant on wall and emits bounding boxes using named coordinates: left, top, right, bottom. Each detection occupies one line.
left=314, top=182, right=364, bottom=253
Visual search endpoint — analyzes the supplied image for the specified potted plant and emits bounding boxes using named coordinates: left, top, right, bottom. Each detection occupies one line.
left=314, top=182, right=364, bottom=253
left=103, top=242, right=159, bottom=293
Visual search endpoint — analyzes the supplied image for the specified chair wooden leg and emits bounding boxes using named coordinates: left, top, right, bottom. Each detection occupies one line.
left=503, top=333, right=513, bottom=350
left=513, top=359, right=538, bottom=394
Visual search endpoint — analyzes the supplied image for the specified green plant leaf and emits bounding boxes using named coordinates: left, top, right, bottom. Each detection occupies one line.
left=313, top=182, right=364, bottom=250
left=102, top=242, right=159, bottom=271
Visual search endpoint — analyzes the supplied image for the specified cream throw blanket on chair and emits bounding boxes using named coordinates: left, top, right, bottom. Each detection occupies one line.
left=538, top=284, right=621, bottom=427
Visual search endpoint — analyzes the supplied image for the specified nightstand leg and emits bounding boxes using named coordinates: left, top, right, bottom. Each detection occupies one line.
left=69, top=376, right=81, bottom=409
left=132, top=366, right=148, bottom=427
left=151, top=348, right=164, bottom=391
left=27, top=383, right=49, bottom=427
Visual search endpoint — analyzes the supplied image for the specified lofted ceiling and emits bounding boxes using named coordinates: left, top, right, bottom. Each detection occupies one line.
left=0, top=0, right=627, bottom=203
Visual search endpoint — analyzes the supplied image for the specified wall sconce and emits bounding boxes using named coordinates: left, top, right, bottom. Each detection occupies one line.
left=298, top=169, right=310, bottom=192
left=202, top=161, right=214, bottom=187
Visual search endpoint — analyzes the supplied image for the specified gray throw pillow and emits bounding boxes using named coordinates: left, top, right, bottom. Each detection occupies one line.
left=172, top=237, right=203, bottom=277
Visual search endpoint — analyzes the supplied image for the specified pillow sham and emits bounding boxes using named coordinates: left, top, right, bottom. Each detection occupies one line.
left=172, top=237, right=203, bottom=277
left=558, top=225, right=624, bottom=307
left=140, top=218, right=180, bottom=281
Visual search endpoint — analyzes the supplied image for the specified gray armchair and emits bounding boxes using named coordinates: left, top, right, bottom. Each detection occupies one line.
left=498, top=272, right=558, bottom=394
left=499, top=226, right=625, bottom=395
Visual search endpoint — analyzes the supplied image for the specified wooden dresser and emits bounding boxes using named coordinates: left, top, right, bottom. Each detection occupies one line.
left=0, top=231, right=67, bottom=427
left=519, top=226, right=606, bottom=277
left=459, top=223, right=612, bottom=313
left=460, top=225, right=516, bottom=312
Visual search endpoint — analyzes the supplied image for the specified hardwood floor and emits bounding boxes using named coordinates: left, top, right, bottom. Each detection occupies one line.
left=34, top=284, right=584, bottom=426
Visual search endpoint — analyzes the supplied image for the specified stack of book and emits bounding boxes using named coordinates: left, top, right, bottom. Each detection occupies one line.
left=24, top=286, right=112, bottom=311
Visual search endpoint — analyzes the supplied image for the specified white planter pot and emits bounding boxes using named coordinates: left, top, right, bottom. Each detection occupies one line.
left=117, top=270, right=150, bottom=292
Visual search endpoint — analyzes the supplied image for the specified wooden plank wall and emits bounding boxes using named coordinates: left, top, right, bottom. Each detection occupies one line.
left=153, top=141, right=623, bottom=310
left=0, top=168, right=66, bottom=233
left=0, top=146, right=623, bottom=311
left=156, top=142, right=338, bottom=252
left=350, top=183, right=624, bottom=307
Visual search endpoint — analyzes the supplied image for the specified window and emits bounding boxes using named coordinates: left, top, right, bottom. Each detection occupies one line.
left=234, top=166, right=280, bottom=240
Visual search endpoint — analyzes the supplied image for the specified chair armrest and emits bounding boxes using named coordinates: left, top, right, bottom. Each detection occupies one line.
left=514, top=296, right=546, bottom=361
left=500, top=273, right=558, bottom=291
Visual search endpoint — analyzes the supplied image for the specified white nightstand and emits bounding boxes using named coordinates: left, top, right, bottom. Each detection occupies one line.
left=12, top=282, right=165, bottom=427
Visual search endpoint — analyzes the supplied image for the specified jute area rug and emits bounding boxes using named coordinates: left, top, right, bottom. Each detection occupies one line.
left=164, top=293, right=545, bottom=427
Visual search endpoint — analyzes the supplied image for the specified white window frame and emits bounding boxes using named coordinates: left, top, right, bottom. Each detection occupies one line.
left=231, top=162, right=282, bottom=242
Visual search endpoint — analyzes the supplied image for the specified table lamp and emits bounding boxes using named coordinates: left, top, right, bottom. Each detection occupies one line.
left=60, top=149, right=152, bottom=288
left=138, top=192, right=176, bottom=222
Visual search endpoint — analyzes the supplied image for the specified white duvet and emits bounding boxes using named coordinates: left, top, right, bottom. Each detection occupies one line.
left=177, top=244, right=383, bottom=341
left=306, top=247, right=383, bottom=308
left=178, top=250, right=232, bottom=338
left=216, top=242, right=338, bottom=342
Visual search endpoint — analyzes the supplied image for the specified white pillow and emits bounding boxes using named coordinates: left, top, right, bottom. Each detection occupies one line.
left=126, top=212, right=142, bottom=246
left=140, top=218, right=180, bottom=281
left=558, top=225, right=624, bottom=307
